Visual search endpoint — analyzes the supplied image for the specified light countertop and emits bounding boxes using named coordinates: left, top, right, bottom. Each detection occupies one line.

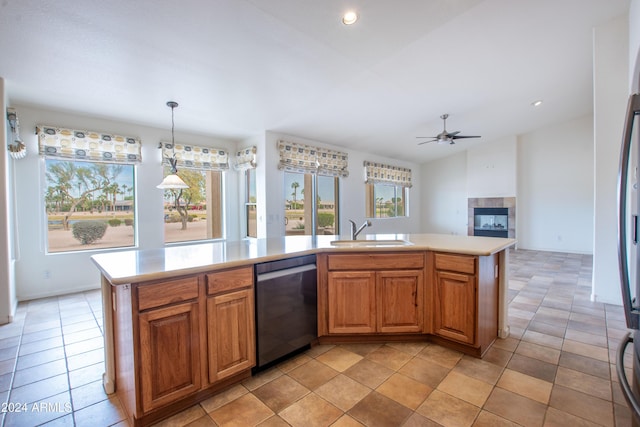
left=91, top=233, right=516, bottom=285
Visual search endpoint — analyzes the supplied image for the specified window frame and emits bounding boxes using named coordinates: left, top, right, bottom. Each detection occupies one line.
left=244, top=168, right=257, bottom=238
left=43, top=158, right=138, bottom=254
left=284, top=171, right=340, bottom=237
left=365, top=183, right=409, bottom=219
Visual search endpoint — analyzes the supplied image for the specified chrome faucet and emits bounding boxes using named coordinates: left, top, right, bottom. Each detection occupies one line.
left=349, top=220, right=372, bottom=240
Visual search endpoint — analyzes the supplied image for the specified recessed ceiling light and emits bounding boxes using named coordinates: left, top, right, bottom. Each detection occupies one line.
left=531, top=100, right=543, bottom=107
left=342, top=11, right=358, bottom=25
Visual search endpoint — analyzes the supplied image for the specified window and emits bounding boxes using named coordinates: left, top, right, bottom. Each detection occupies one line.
left=245, top=168, right=257, bottom=238
left=159, top=142, right=228, bottom=244
left=278, top=140, right=347, bottom=237
left=162, top=169, right=223, bottom=244
left=366, top=183, right=408, bottom=218
left=284, top=172, right=339, bottom=236
left=39, top=126, right=140, bottom=253
left=364, top=161, right=411, bottom=219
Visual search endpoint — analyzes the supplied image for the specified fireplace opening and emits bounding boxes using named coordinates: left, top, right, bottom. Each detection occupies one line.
left=474, top=207, right=508, bottom=238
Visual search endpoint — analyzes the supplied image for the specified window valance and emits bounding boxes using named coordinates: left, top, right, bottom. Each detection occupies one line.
left=364, top=161, right=412, bottom=188
left=277, top=140, right=348, bottom=177
left=37, top=125, right=142, bottom=164
left=161, top=142, right=229, bottom=171
left=234, top=146, right=257, bottom=170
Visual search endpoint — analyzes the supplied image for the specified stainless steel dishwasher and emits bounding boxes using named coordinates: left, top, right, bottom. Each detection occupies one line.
left=254, top=254, right=317, bottom=371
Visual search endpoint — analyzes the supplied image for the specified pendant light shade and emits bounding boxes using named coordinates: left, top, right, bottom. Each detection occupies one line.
left=157, top=173, right=188, bottom=189
left=157, top=101, right=189, bottom=189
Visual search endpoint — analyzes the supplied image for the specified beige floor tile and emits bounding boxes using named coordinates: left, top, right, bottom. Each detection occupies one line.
left=376, top=373, right=432, bottom=410
left=543, top=406, right=602, bottom=427
left=242, top=367, right=283, bottom=391
left=348, top=391, right=414, bottom=427
left=343, top=359, right=394, bottom=389
left=208, top=393, right=274, bottom=427
left=515, top=341, right=560, bottom=365
left=506, top=353, right=557, bottom=383
left=200, top=384, right=249, bottom=413
left=275, top=354, right=312, bottom=373
left=330, top=414, right=365, bottom=427
left=496, top=368, right=552, bottom=404
left=437, top=370, right=493, bottom=407
left=278, top=393, right=342, bottom=427
left=417, top=344, right=463, bottom=369
left=316, top=346, right=363, bottom=372
left=562, top=339, right=609, bottom=362
left=491, top=337, right=520, bottom=352
left=480, top=346, right=513, bottom=367
left=364, top=344, right=412, bottom=371
left=416, top=389, right=480, bottom=427
left=256, top=415, right=291, bottom=426
left=521, top=330, right=563, bottom=350
left=549, top=385, right=613, bottom=427
left=454, top=356, right=504, bottom=385
left=472, top=410, right=521, bottom=426
left=252, top=375, right=310, bottom=413
left=287, top=358, right=338, bottom=390
left=338, top=343, right=382, bottom=357
left=554, top=366, right=612, bottom=401
left=564, top=328, right=608, bottom=347
left=315, top=373, right=371, bottom=411
left=152, top=405, right=207, bottom=427
left=385, top=341, right=428, bottom=356
left=398, top=357, right=451, bottom=388
left=483, top=387, right=547, bottom=427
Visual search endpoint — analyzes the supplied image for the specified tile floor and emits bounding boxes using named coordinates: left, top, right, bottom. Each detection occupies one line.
left=0, top=249, right=635, bottom=426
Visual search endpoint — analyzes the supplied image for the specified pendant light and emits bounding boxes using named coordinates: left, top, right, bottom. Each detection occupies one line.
left=157, top=101, right=189, bottom=189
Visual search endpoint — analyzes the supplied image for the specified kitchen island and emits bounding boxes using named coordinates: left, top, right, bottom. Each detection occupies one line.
left=92, top=233, right=515, bottom=426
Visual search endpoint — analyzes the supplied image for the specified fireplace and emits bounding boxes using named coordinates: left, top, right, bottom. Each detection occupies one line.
left=473, top=207, right=508, bottom=238
left=468, top=197, right=515, bottom=239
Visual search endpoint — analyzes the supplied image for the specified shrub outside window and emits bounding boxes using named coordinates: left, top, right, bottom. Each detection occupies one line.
left=365, top=183, right=408, bottom=218
left=44, top=159, right=136, bottom=253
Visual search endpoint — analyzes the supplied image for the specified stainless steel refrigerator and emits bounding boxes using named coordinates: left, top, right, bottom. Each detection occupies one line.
left=616, top=74, right=640, bottom=424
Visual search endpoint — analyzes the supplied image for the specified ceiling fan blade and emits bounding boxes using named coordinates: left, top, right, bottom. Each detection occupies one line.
left=416, top=136, right=437, bottom=139
left=417, top=139, right=437, bottom=145
left=447, top=131, right=461, bottom=137
left=450, top=135, right=481, bottom=139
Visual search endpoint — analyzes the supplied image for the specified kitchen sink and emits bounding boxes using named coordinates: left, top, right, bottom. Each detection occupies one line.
left=329, top=239, right=413, bottom=247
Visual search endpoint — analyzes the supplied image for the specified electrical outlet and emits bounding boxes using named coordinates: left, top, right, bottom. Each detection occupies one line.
left=43, top=270, right=50, bottom=279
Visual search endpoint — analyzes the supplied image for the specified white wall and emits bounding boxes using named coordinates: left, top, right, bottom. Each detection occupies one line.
left=420, top=152, right=468, bottom=235
left=420, top=114, right=594, bottom=253
left=592, top=14, right=630, bottom=304
left=264, top=131, right=422, bottom=238
left=11, top=104, right=241, bottom=300
left=518, top=115, right=594, bottom=253
left=467, top=136, right=517, bottom=198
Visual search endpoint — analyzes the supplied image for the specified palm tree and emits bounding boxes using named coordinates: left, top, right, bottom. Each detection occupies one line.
left=291, top=181, right=300, bottom=209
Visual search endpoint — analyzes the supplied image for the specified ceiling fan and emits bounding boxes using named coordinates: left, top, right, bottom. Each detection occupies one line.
left=417, top=114, right=481, bottom=145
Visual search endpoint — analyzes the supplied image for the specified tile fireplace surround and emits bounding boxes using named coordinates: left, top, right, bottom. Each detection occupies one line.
left=468, top=197, right=516, bottom=239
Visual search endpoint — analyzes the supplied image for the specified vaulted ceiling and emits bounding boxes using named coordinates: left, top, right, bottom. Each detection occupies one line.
left=0, top=0, right=630, bottom=163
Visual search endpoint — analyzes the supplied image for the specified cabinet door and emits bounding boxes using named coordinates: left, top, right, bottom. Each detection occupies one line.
left=327, top=271, right=376, bottom=334
left=139, top=301, right=201, bottom=413
left=434, top=270, right=476, bottom=344
left=377, top=270, right=423, bottom=333
left=207, top=288, right=256, bottom=382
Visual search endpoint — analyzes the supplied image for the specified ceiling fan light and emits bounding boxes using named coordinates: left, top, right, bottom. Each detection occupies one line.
left=156, top=174, right=189, bottom=189
left=342, top=11, right=358, bottom=25
left=531, top=99, right=543, bottom=107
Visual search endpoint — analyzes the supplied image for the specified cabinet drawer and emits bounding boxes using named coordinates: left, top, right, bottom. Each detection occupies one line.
left=434, top=253, right=476, bottom=275
left=327, top=252, right=424, bottom=270
left=206, top=266, right=254, bottom=295
left=137, top=276, right=200, bottom=311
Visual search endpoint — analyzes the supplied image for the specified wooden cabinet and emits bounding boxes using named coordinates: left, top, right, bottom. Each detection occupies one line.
left=139, top=300, right=202, bottom=412
left=112, top=266, right=255, bottom=426
left=432, top=252, right=499, bottom=354
left=321, top=252, right=425, bottom=335
left=206, top=267, right=255, bottom=382
left=434, top=269, right=475, bottom=344
left=327, top=271, right=376, bottom=333
left=377, top=270, right=423, bottom=333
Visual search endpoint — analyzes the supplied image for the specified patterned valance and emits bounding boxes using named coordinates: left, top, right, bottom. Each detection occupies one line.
left=37, top=125, right=142, bottom=164
left=277, top=140, right=348, bottom=177
left=161, top=142, right=229, bottom=171
left=364, top=161, right=412, bottom=188
left=234, top=146, right=257, bottom=170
